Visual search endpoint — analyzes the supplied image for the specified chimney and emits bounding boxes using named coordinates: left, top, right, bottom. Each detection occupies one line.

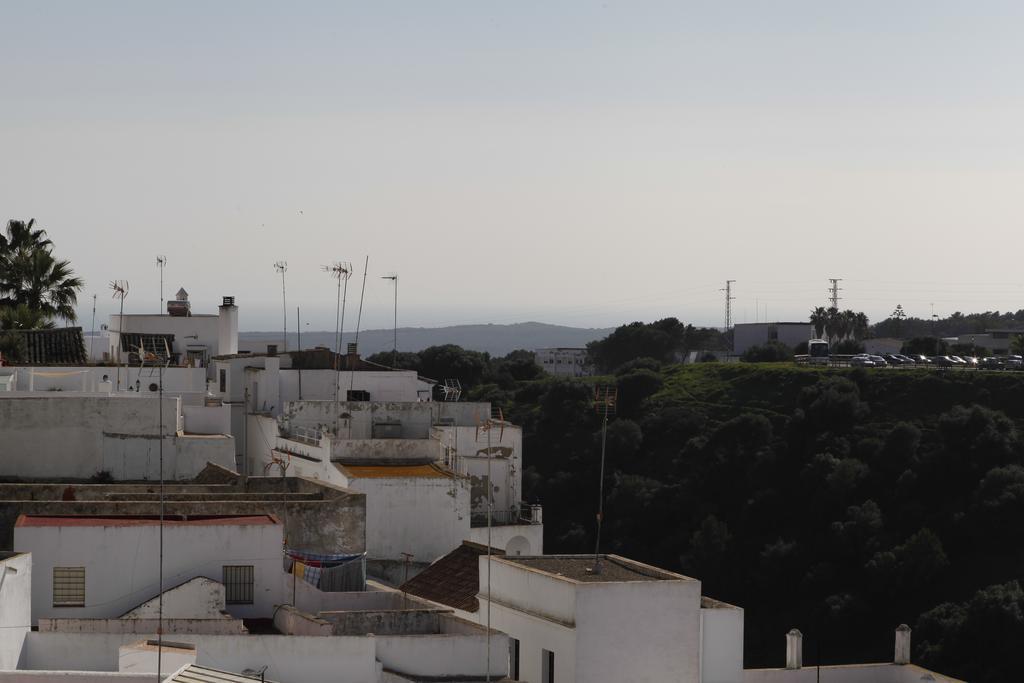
left=785, top=629, right=803, bottom=670
left=895, top=624, right=911, bottom=665
left=218, top=296, right=238, bottom=356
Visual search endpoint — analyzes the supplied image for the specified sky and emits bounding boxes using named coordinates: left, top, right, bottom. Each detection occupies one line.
left=3, top=1, right=1024, bottom=332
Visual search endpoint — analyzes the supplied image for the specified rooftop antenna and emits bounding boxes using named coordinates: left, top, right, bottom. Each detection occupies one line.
left=590, top=385, right=617, bottom=575
left=274, top=261, right=288, bottom=352
left=156, top=256, right=167, bottom=314
left=110, top=280, right=129, bottom=391
left=323, top=262, right=353, bottom=437
left=348, top=256, right=369, bottom=399
left=381, top=273, right=398, bottom=368
left=476, top=409, right=504, bottom=683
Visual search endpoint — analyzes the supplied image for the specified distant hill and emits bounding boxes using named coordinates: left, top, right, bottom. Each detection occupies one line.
left=239, top=322, right=614, bottom=357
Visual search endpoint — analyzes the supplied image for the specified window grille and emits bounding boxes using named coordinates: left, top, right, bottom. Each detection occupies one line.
left=52, top=567, right=85, bottom=607
left=223, top=565, right=254, bottom=604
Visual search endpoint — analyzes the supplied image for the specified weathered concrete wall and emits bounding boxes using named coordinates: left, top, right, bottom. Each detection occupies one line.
left=0, top=552, right=31, bottom=669
left=0, top=367, right=206, bottom=394
left=121, top=576, right=226, bottom=619
left=272, top=605, right=333, bottom=636
left=37, top=617, right=246, bottom=635
left=181, top=405, right=230, bottom=435
left=0, top=395, right=234, bottom=481
left=0, top=477, right=366, bottom=555
left=284, top=400, right=490, bottom=439
left=321, top=609, right=443, bottom=636
left=332, top=438, right=441, bottom=464
left=0, top=673, right=154, bottom=682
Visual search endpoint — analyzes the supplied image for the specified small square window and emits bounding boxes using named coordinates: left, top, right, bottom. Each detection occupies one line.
left=223, top=565, right=254, bottom=604
left=53, top=567, right=85, bottom=607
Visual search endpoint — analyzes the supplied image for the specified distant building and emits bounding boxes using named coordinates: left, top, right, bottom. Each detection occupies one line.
left=535, top=347, right=592, bottom=377
left=956, top=329, right=1024, bottom=354
left=732, top=322, right=813, bottom=355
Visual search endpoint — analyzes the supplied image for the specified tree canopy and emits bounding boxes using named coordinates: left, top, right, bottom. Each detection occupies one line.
left=0, top=219, right=83, bottom=329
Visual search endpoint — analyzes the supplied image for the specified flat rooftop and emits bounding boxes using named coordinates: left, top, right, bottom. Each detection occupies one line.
left=504, top=554, right=692, bottom=583
left=15, top=514, right=279, bottom=528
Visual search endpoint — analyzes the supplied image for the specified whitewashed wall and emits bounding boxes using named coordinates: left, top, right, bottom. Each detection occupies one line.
left=467, top=524, right=543, bottom=556
left=0, top=367, right=206, bottom=394
left=14, top=519, right=283, bottom=623
left=700, top=601, right=744, bottom=683
left=0, top=552, right=31, bottom=669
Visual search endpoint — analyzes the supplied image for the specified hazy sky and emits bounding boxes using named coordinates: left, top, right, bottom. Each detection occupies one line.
left=3, top=1, right=1024, bottom=332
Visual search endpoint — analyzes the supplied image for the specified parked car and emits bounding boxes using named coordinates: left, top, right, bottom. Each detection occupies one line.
left=884, top=354, right=907, bottom=365
left=949, top=355, right=967, bottom=365
left=930, top=356, right=954, bottom=367
left=850, top=354, right=874, bottom=367
left=980, top=356, right=1002, bottom=369
left=897, top=354, right=919, bottom=364
left=1004, top=355, right=1023, bottom=369
left=868, top=355, right=888, bottom=367
left=961, top=356, right=979, bottom=366
left=905, top=354, right=930, bottom=364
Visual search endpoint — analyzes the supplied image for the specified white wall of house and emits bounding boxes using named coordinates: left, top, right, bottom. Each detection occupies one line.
left=14, top=518, right=283, bottom=623
left=467, top=525, right=543, bottom=556
left=109, top=314, right=221, bottom=368
left=0, top=673, right=153, bottom=682
left=0, top=367, right=207, bottom=395
left=347, top=475, right=471, bottom=563
left=478, top=556, right=703, bottom=683
left=120, top=576, right=226, bottom=619
left=435, top=424, right=523, bottom=514
left=743, top=663, right=965, bottom=683
left=0, top=552, right=31, bottom=670
left=0, top=395, right=235, bottom=480
left=700, top=601, right=744, bottom=683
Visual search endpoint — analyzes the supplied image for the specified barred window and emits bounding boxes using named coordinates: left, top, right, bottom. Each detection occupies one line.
left=223, top=565, right=254, bottom=604
left=52, top=567, right=85, bottom=607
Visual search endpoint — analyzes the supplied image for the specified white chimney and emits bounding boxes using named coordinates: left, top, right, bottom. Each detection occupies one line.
left=218, top=296, right=238, bottom=356
left=895, top=624, right=911, bottom=665
left=785, top=629, right=803, bottom=670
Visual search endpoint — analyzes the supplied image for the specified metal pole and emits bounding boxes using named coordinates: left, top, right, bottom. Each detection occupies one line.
left=156, top=365, right=164, bottom=681
left=594, top=398, right=609, bottom=570
left=486, top=420, right=492, bottom=683
left=393, top=276, right=398, bottom=369
left=89, top=294, right=96, bottom=362
left=297, top=307, right=301, bottom=351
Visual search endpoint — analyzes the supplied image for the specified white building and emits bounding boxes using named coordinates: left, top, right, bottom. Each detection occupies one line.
left=0, top=551, right=31, bottom=670
left=107, top=292, right=238, bottom=375
left=477, top=554, right=708, bottom=683
left=535, top=348, right=592, bottom=377
left=732, top=323, right=813, bottom=355
left=13, top=514, right=284, bottom=623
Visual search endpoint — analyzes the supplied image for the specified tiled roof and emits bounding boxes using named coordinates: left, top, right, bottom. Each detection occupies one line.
left=340, top=463, right=454, bottom=479
left=14, top=327, right=87, bottom=365
left=399, top=541, right=503, bottom=613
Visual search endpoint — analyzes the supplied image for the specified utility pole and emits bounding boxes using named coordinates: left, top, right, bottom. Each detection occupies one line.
left=89, top=294, right=97, bottom=362
left=828, top=278, right=842, bottom=309
left=720, top=280, right=736, bottom=330
left=274, top=261, right=288, bottom=351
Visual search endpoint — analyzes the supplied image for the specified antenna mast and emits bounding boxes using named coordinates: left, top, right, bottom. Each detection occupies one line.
left=324, top=262, right=353, bottom=436
left=274, top=261, right=288, bottom=351
left=828, top=278, right=842, bottom=309
left=89, top=294, right=97, bottom=362
left=349, top=256, right=370, bottom=401
left=591, top=386, right=617, bottom=575
left=381, top=274, right=398, bottom=368
left=156, top=256, right=167, bottom=314
left=109, top=281, right=129, bottom=391
left=720, top=280, right=736, bottom=330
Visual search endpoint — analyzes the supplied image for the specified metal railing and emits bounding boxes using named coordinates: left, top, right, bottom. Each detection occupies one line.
left=470, top=503, right=542, bottom=528
left=282, top=425, right=323, bottom=446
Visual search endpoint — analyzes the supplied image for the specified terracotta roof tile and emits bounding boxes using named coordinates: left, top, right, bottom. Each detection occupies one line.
left=399, top=541, right=503, bottom=613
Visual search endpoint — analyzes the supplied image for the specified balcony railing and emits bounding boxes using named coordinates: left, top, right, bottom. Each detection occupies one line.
left=470, top=503, right=542, bottom=528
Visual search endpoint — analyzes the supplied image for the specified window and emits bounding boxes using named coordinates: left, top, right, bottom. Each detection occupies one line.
left=219, top=368, right=227, bottom=393
left=223, top=565, right=254, bottom=604
left=52, top=567, right=85, bottom=607
left=509, top=638, right=520, bottom=680
left=542, top=649, right=555, bottom=683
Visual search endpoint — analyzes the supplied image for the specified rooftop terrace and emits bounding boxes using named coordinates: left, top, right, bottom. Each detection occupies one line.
left=504, top=554, right=693, bottom=583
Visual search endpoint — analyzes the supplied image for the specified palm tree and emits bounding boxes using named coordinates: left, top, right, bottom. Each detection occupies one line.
left=853, top=312, right=870, bottom=341
left=0, top=219, right=83, bottom=326
left=810, top=306, right=829, bottom=339
left=825, top=307, right=841, bottom=343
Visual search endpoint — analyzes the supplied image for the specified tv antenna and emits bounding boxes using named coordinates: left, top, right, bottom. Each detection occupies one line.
left=381, top=273, right=398, bottom=368
left=156, top=256, right=167, bottom=314
left=323, top=262, right=353, bottom=438
left=590, top=385, right=617, bottom=575
left=110, top=281, right=129, bottom=391
left=273, top=261, right=288, bottom=352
